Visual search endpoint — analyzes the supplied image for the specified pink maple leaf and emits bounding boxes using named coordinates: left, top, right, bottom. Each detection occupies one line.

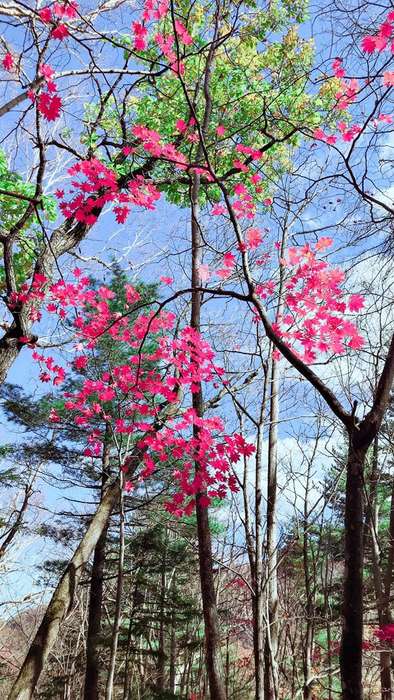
left=383, top=71, right=394, bottom=86
left=176, top=118, right=187, bottom=132
left=361, top=35, right=377, bottom=53
left=211, top=204, right=226, bottom=215
left=38, top=93, right=62, bottom=121
left=348, top=294, right=365, bottom=312
left=315, top=237, right=333, bottom=251
left=160, top=276, right=173, bottom=284
left=39, top=6, right=52, bottom=22
left=246, top=227, right=263, bottom=249
left=2, top=52, right=14, bottom=71
left=51, top=24, right=69, bottom=40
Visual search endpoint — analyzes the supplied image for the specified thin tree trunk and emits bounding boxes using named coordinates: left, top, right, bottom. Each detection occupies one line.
left=190, top=166, right=226, bottom=699
left=302, top=454, right=315, bottom=700
left=83, top=434, right=111, bottom=700
left=255, top=425, right=265, bottom=700
left=169, top=605, right=176, bottom=695
left=122, top=615, right=134, bottom=700
left=105, top=479, right=125, bottom=700
left=323, top=523, right=334, bottom=700
left=264, top=356, right=279, bottom=700
left=123, top=568, right=142, bottom=700
left=0, top=481, right=34, bottom=559
left=366, top=436, right=392, bottom=700
left=187, top=23, right=225, bottom=690
left=7, top=480, right=120, bottom=700
left=263, top=224, right=287, bottom=700
left=381, top=478, right=394, bottom=700
left=157, top=534, right=167, bottom=692
left=225, top=633, right=230, bottom=699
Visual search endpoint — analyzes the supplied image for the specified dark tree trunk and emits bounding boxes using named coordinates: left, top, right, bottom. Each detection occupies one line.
left=190, top=166, right=225, bottom=700
left=195, top=495, right=225, bottom=698
left=339, top=336, right=394, bottom=699
left=105, top=481, right=125, bottom=700
left=340, top=438, right=367, bottom=700
left=83, top=521, right=109, bottom=700
left=380, top=478, right=394, bottom=700
left=83, top=436, right=111, bottom=700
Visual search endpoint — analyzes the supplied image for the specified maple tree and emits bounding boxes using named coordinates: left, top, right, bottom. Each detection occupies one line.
left=0, top=0, right=394, bottom=699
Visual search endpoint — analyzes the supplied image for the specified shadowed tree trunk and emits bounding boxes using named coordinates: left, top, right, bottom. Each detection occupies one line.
left=340, top=438, right=367, bottom=700
left=340, top=335, right=394, bottom=700
left=7, top=480, right=120, bottom=700
left=105, top=479, right=125, bottom=700
left=190, top=168, right=225, bottom=700
left=83, top=434, right=111, bottom=700
left=381, top=477, right=394, bottom=700
left=187, top=6, right=226, bottom=694
left=367, top=436, right=394, bottom=700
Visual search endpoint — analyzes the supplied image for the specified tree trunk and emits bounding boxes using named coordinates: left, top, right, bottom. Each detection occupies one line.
left=254, top=426, right=265, bottom=700
left=190, top=167, right=226, bottom=700
left=169, top=606, right=176, bottom=695
left=339, top=333, right=394, bottom=698
left=83, top=437, right=111, bottom=700
left=381, top=478, right=394, bottom=700
left=83, top=518, right=109, bottom=699
left=195, top=488, right=225, bottom=699
left=263, top=220, right=287, bottom=700
left=0, top=342, right=20, bottom=386
left=302, top=452, right=316, bottom=700
left=105, top=480, right=125, bottom=700
left=7, top=480, right=120, bottom=700
left=157, top=535, right=167, bottom=692
left=340, top=438, right=367, bottom=700
left=365, top=436, right=393, bottom=700
left=264, top=356, right=280, bottom=700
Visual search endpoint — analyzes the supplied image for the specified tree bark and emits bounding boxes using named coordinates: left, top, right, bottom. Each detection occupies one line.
left=169, top=605, right=176, bottom=695
left=340, top=438, right=367, bottom=700
left=264, top=356, right=280, bottom=700
left=254, top=425, right=265, bottom=700
left=157, top=534, right=167, bottom=692
left=190, top=166, right=225, bottom=699
left=380, top=478, right=394, bottom=700
left=105, top=479, right=125, bottom=700
left=340, top=333, right=394, bottom=700
left=83, top=437, right=111, bottom=700
left=366, top=436, right=392, bottom=700
left=7, top=480, right=120, bottom=700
